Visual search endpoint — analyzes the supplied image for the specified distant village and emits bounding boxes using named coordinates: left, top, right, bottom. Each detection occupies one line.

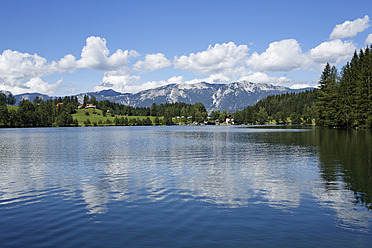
left=171, top=115, right=235, bottom=125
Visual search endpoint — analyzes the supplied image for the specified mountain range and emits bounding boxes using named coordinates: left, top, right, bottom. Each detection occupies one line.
left=6, top=81, right=311, bottom=113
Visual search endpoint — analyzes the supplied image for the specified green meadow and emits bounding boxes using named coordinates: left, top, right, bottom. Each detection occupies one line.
left=6, top=105, right=19, bottom=111
left=72, top=108, right=161, bottom=126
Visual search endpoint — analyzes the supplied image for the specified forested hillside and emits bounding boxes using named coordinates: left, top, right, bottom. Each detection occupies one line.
left=231, top=90, right=317, bottom=125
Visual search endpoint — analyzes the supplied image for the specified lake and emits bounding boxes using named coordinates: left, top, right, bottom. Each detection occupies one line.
left=0, top=126, right=371, bottom=247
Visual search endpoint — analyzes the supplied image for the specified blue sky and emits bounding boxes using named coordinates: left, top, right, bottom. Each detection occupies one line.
left=0, top=0, right=371, bottom=96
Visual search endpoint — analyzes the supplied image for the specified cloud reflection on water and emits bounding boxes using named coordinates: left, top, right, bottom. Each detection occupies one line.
left=0, top=126, right=370, bottom=232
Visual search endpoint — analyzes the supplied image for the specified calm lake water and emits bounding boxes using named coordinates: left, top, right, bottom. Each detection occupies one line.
left=0, top=126, right=371, bottom=247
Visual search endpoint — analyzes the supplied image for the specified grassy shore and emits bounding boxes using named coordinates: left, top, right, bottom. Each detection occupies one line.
left=72, top=108, right=161, bottom=126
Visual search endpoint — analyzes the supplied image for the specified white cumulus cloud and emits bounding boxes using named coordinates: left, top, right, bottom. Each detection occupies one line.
left=94, top=74, right=184, bottom=94
left=132, top=76, right=184, bottom=92
left=55, top=54, right=78, bottom=72
left=365, top=34, right=372, bottom=44
left=77, top=36, right=139, bottom=71
left=174, top=42, right=249, bottom=75
left=239, top=72, right=312, bottom=89
left=24, top=77, right=63, bottom=95
left=0, top=50, right=73, bottom=95
left=239, top=72, right=293, bottom=86
left=0, top=77, right=62, bottom=95
left=246, top=39, right=308, bottom=72
left=309, top=39, right=356, bottom=65
left=0, top=50, right=50, bottom=80
left=290, top=84, right=311, bottom=89
left=133, top=53, right=171, bottom=72
left=184, top=74, right=231, bottom=85
left=0, top=36, right=142, bottom=95
left=330, top=15, right=370, bottom=40
left=245, top=38, right=357, bottom=74
left=93, top=70, right=140, bottom=93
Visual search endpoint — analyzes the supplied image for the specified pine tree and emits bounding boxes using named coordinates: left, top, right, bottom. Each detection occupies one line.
left=316, top=63, right=339, bottom=126
left=356, top=47, right=372, bottom=127
left=319, top=63, right=332, bottom=90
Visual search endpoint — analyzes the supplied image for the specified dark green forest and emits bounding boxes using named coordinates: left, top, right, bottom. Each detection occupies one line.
left=230, top=89, right=318, bottom=125
left=231, top=45, right=372, bottom=128
left=316, top=46, right=372, bottom=128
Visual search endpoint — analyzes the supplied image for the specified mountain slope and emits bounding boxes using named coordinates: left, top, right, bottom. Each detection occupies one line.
left=13, top=93, right=55, bottom=104
left=80, top=81, right=309, bottom=112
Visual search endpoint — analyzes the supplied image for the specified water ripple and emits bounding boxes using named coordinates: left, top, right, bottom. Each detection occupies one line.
left=0, top=126, right=371, bottom=247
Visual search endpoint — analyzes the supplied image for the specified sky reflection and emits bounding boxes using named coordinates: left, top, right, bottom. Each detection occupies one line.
left=0, top=126, right=371, bottom=232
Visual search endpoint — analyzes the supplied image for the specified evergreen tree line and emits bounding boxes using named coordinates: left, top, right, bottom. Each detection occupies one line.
left=82, top=101, right=208, bottom=126
left=230, top=90, right=318, bottom=125
left=232, top=46, right=372, bottom=128
left=0, top=93, right=209, bottom=127
left=316, top=46, right=372, bottom=128
left=83, top=116, right=155, bottom=127
left=95, top=99, right=207, bottom=121
left=112, top=116, right=154, bottom=126
left=0, top=93, right=16, bottom=105
left=0, top=95, right=79, bottom=127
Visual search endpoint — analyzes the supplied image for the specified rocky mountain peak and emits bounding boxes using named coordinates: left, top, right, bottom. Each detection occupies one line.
left=11, top=81, right=311, bottom=113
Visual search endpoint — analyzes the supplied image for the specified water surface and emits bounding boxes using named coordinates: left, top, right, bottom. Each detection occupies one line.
left=0, top=126, right=371, bottom=247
